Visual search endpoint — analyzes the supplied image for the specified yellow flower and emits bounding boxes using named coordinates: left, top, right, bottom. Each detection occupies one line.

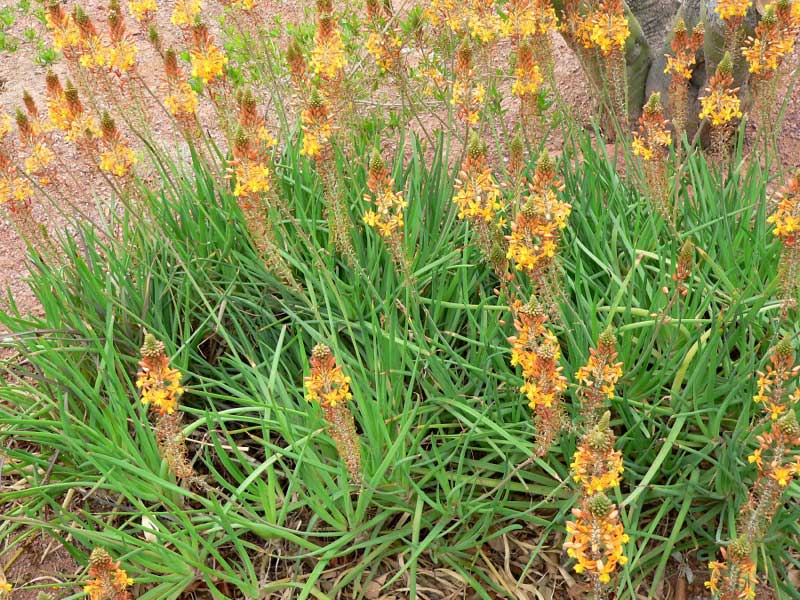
left=699, top=86, right=742, bottom=126
left=305, top=345, right=353, bottom=408
left=107, top=39, right=138, bottom=72
left=716, top=0, right=752, bottom=22
left=128, top=0, right=157, bottom=22
left=768, top=173, right=800, bottom=245
left=165, top=82, right=200, bottom=117
left=24, top=143, right=56, bottom=176
left=99, top=144, right=137, bottom=177
left=65, top=113, right=102, bottom=143
left=0, top=176, right=33, bottom=205
left=0, top=112, right=12, bottom=138
left=78, top=36, right=108, bottom=69
left=564, top=499, right=629, bottom=587
left=310, top=28, right=347, bottom=79
left=45, top=10, right=81, bottom=52
left=770, top=465, right=794, bottom=487
left=232, top=158, right=271, bottom=199
left=172, top=0, right=201, bottom=27
left=587, top=0, right=630, bottom=56
left=190, top=43, right=228, bottom=83
left=136, top=334, right=184, bottom=415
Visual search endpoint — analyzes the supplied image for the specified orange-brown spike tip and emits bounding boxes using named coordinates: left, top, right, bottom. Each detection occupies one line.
left=521, top=198, right=537, bottom=219
left=510, top=132, right=524, bottom=158
left=233, top=128, right=251, bottom=157
left=164, top=48, right=179, bottom=78
left=141, top=333, right=165, bottom=359
left=673, top=16, right=687, bottom=34
left=22, top=91, right=36, bottom=115
left=309, top=88, right=325, bottom=109
left=45, top=71, right=62, bottom=95
left=148, top=24, right=160, bottom=46
left=15, top=109, right=29, bottom=130
left=456, top=40, right=473, bottom=74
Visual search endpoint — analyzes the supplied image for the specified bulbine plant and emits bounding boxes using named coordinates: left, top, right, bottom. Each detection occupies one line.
left=0, top=0, right=799, bottom=598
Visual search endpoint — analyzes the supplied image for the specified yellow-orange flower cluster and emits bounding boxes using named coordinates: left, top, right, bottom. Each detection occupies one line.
left=136, top=334, right=184, bottom=416
left=305, top=343, right=362, bottom=484
left=716, top=0, right=752, bottom=23
left=575, top=328, right=623, bottom=422
left=305, top=343, right=353, bottom=408
left=366, top=30, right=402, bottom=73
left=509, top=299, right=567, bottom=453
left=632, top=93, right=672, bottom=161
left=83, top=548, right=133, bottom=600
left=752, top=335, right=800, bottom=420
left=172, top=0, right=201, bottom=27
left=190, top=25, right=228, bottom=84
left=310, top=5, right=347, bottom=80
left=570, top=415, right=624, bottom=495
left=506, top=152, right=570, bottom=275
left=707, top=338, right=800, bottom=598
left=453, top=140, right=503, bottom=224
left=44, top=3, right=81, bottom=57
left=437, top=0, right=504, bottom=41
left=163, top=49, right=199, bottom=124
left=565, top=494, right=629, bottom=585
left=769, top=172, right=800, bottom=245
left=742, top=3, right=797, bottom=79
left=502, top=0, right=558, bottom=38
left=127, top=0, right=157, bottom=23
left=705, top=537, right=758, bottom=600
left=98, top=114, right=137, bottom=177
left=699, top=53, right=742, bottom=126
left=300, top=91, right=333, bottom=160
left=577, top=0, right=630, bottom=56
left=565, top=413, right=628, bottom=588
left=363, top=150, right=407, bottom=245
left=664, top=19, right=705, bottom=81
left=512, top=40, right=543, bottom=99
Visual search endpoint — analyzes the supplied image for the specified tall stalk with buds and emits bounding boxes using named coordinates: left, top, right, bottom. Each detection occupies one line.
left=506, top=150, right=570, bottom=318
left=564, top=412, right=628, bottom=598
left=136, top=334, right=193, bottom=480
left=699, top=52, right=742, bottom=163
left=631, top=93, right=673, bottom=224
left=305, top=343, right=363, bottom=485
left=706, top=337, right=800, bottom=599
left=83, top=548, right=134, bottom=600
left=509, top=297, right=568, bottom=455
left=664, top=19, right=704, bottom=150
left=768, top=172, right=800, bottom=316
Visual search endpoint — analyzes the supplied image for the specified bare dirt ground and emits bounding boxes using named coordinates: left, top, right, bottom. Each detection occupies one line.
left=1, top=2, right=800, bottom=599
